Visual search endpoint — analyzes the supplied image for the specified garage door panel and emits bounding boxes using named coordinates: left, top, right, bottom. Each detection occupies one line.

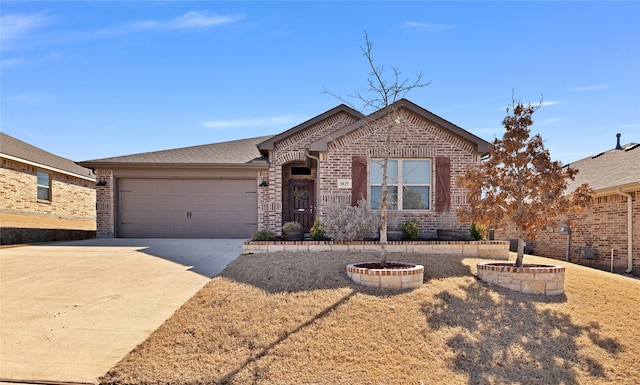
left=240, top=210, right=255, bottom=222
left=118, top=179, right=257, bottom=238
left=226, top=195, right=242, bottom=206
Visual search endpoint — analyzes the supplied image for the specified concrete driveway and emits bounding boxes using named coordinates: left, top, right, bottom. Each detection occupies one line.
left=0, top=238, right=244, bottom=384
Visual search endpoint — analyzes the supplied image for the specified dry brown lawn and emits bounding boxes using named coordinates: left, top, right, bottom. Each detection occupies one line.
left=0, top=213, right=96, bottom=231
left=100, top=251, right=640, bottom=385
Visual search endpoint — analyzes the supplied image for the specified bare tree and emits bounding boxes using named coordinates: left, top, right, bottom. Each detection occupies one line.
left=457, top=98, right=594, bottom=267
left=325, top=32, right=430, bottom=266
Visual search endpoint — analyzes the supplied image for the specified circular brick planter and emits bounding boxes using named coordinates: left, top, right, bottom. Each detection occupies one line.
left=346, top=262, right=424, bottom=290
left=476, top=262, right=565, bottom=296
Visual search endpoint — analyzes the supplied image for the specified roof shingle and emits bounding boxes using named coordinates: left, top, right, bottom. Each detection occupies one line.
left=79, top=135, right=273, bottom=167
left=565, top=142, right=640, bottom=193
left=0, top=132, right=94, bottom=179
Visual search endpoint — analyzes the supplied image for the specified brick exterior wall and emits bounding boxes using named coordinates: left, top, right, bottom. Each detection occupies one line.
left=494, top=189, right=639, bottom=274
left=0, top=157, right=95, bottom=222
left=257, top=108, right=481, bottom=235
left=258, top=112, right=359, bottom=234
left=94, top=168, right=115, bottom=238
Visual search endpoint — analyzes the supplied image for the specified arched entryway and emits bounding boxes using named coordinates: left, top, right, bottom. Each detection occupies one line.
left=282, top=162, right=316, bottom=232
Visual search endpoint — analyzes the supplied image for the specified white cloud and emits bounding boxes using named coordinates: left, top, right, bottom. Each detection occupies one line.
left=535, top=117, right=567, bottom=126
left=6, top=11, right=244, bottom=46
left=76, top=11, right=244, bottom=40
left=1, top=53, right=60, bottom=69
left=203, top=115, right=305, bottom=129
left=168, top=11, right=242, bottom=29
left=614, top=123, right=640, bottom=129
left=0, top=13, right=50, bottom=41
left=9, top=91, right=55, bottom=104
left=472, top=127, right=501, bottom=134
left=124, top=11, right=243, bottom=33
left=1, top=57, right=27, bottom=68
left=570, top=85, right=613, bottom=92
left=403, top=21, right=457, bottom=31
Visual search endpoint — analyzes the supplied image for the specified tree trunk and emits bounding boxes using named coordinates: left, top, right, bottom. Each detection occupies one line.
left=515, top=198, right=525, bottom=267
left=379, top=155, right=388, bottom=267
left=515, top=237, right=525, bottom=267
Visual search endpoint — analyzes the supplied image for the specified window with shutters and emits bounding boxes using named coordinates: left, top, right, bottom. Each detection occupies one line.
left=369, top=159, right=431, bottom=210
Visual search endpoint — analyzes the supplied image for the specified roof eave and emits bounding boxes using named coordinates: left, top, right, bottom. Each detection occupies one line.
left=257, top=104, right=364, bottom=151
left=1, top=153, right=95, bottom=181
left=308, top=99, right=491, bottom=154
left=478, top=144, right=491, bottom=156
left=594, top=182, right=640, bottom=197
left=77, top=161, right=269, bottom=169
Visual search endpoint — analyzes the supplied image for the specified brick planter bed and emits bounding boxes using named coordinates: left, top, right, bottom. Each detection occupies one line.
left=346, top=262, right=424, bottom=290
left=243, top=240, right=510, bottom=259
left=476, top=262, right=565, bottom=296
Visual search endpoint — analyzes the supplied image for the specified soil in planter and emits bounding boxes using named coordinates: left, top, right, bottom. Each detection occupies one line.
left=487, top=263, right=553, bottom=268
left=354, top=262, right=416, bottom=270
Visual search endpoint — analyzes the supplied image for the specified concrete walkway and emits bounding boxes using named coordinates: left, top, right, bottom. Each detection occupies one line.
left=0, top=239, right=244, bottom=384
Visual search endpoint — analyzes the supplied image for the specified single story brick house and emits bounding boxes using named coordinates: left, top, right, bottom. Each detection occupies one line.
left=0, top=132, right=96, bottom=244
left=496, top=135, right=639, bottom=274
left=79, top=99, right=490, bottom=239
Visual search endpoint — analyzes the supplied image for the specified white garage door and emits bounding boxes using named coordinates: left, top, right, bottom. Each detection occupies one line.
left=118, top=179, right=257, bottom=238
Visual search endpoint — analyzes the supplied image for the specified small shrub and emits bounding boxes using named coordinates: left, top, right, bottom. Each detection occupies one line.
left=470, top=222, right=486, bottom=240
left=252, top=229, right=275, bottom=241
left=309, top=219, right=325, bottom=241
left=282, top=221, right=302, bottom=232
left=401, top=219, right=420, bottom=240
left=324, top=199, right=380, bottom=241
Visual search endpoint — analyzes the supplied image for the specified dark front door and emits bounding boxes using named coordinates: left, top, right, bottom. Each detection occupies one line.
left=288, top=180, right=314, bottom=230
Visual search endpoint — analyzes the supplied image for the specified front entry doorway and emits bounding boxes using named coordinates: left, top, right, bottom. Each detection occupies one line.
left=288, top=180, right=314, bottom=231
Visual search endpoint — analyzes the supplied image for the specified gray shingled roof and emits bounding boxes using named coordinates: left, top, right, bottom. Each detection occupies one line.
left=0, top=132, right=94, bottom=179
left=79, top=135, right=273, bottom=168
left=565, top=142, right=640, bottom=194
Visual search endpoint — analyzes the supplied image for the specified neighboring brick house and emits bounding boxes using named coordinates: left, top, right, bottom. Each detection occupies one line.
left=80, top=99, right=490, bottom=239
left=0, top=132, right=96, bottom=244
left=496, top=135, right=639, bottom=274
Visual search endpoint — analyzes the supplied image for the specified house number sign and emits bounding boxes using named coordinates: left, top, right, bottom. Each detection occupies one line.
left=337, top=179, right=352, bottom=189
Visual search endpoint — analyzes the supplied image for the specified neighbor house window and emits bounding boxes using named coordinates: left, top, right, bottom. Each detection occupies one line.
left=37, top=171, right=51, bottom=201
left=370, top=159, right=431, bottom=210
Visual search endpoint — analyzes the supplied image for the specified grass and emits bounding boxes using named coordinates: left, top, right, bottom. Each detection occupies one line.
left=0, top=212, right=96, bottom=230
left=100, top=251, right=640, bottom=385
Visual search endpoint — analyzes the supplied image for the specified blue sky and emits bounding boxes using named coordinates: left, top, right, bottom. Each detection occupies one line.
left=2, top=1, right=639, bottom=165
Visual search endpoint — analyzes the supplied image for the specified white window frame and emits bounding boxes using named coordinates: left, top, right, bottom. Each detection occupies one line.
left=37, top=171, right=51, bottom=201
left=369, top=159, right=431, bottom=210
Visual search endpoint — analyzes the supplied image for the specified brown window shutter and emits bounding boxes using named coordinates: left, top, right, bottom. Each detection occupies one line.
left=352, top=156, right=368, bottom=206
left=435, top=156, right=451, bottom=212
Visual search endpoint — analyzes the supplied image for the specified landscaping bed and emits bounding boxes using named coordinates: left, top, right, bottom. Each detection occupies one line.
left=243, top=239, right=510, bottom=258
left=477, top=261, right=566, bottom=296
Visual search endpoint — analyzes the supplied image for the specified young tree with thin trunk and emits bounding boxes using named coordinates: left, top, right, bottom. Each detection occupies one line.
left=325, top=32, right=430, bottom=266
left=457, top=99, right=593, bottom=267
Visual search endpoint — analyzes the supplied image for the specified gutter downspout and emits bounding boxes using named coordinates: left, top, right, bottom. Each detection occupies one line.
left=305, top=148, right=320, bottom=164
left=616, top=189, right=634, bottom=273
left=306, top=149, right=321, bottom=221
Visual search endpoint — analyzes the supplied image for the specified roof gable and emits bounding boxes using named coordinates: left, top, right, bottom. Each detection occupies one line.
left=308, top=99, right=490, bottom=154
left=79, top=135, right=272, bottom=168
left=257, top=104, right=363, bottom=153
left=565, top=142, right=640, bottom=194
left=0, top=132, right=94, bottom=180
